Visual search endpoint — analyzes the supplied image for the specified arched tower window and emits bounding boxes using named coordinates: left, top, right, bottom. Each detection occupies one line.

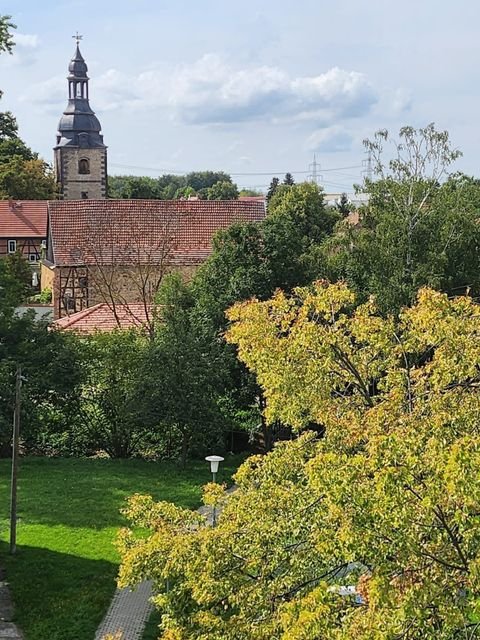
left=78, top=158, right=90, bottom=174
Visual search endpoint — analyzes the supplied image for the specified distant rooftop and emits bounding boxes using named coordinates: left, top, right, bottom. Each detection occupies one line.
left=0, top=201, right=48, bottom=238
left=48, top=199, right=267, bottom=266
left=53, top=303, right=150, bottom=333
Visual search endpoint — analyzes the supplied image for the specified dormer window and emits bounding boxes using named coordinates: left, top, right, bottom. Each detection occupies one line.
left=79, top=158, right=90, bottom=174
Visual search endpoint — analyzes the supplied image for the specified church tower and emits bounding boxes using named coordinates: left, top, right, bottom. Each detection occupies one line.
left=54, top=38, right=107, bottom=200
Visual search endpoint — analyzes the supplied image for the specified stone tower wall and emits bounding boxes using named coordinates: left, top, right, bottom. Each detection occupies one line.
left=55, top=147, right=107, bottom=200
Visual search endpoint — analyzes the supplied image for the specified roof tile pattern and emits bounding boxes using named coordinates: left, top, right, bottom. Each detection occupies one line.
left=0, top=201, right=48, bottom=238
left=48, top=199, right=266, bottom=266
left=53, top=303, right=149, bottom=333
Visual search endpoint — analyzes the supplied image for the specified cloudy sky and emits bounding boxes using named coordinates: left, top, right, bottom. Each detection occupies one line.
left=1, top=0, right=479, bottom=192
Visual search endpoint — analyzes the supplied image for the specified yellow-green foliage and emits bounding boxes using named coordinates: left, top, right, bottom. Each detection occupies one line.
left=119, top=284, right=480, bottom=639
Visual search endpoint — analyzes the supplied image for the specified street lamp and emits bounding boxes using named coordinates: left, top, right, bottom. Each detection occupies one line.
left=205, top=455, right=224, bottom=526
left=205, top=455, right=224, bottom=483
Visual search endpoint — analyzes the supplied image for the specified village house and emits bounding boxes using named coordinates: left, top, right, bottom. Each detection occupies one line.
left=0, top=200, right=48, bottom=264
left=43, top=198, right=266, bottom=320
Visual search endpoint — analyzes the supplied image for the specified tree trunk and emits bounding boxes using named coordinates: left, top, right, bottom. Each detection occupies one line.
left=180, top=430, right=188, bottom=468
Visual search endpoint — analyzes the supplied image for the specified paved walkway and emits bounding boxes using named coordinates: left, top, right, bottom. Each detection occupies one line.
left=94, top=580, right=153, bottom=640
left=95, top=496, right=223, bottom=640
left=0, top=570, right=23, bottom=640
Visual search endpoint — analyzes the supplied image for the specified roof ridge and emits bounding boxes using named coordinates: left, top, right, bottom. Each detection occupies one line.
left=59, top=303, right=104, bottom=328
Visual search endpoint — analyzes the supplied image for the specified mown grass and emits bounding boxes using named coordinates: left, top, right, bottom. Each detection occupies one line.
left=0, top=456, right=242, bottom=640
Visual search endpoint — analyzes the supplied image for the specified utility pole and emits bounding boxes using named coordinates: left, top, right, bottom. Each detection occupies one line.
left=362, top=149, right=373, bottom=182
left=308, top=153, right=323, bottom=186
left=10, top=364, right=21, bottom=555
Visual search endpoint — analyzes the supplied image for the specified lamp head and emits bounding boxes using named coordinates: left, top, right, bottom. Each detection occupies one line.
left=205, top=455, right=224, bottom=474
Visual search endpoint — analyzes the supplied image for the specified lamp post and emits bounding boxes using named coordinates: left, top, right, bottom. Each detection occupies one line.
left=205, top=455, right=224, bottom=526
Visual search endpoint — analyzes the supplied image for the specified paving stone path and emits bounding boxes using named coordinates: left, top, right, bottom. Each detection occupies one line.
left=94, top=580, right=154, bottom=640
left=0, top=569, right=23, bottom=640
left=95, top=495, right=223, bottom=640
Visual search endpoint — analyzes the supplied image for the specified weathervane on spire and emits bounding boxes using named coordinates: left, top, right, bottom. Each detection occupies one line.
left=72, top=32, right=83, bottom=45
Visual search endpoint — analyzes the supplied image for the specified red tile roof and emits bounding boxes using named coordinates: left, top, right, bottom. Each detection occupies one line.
left=53, top=303, right=150, bottom=333
left=239, top=196, right=266, bottom=202
left=0, top=200, right=48, bottom=238
left=48, top=199, right=266, bottom=266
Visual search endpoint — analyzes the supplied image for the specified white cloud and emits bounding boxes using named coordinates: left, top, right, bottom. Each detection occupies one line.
left=23, top=54, right=395, bottom=130
left=15, top=33, right=39, bottom=48
left=7, top=33, right=40, bottom=67
left=94, top=69, right=141, bottom=111
left=391, top=87, right=413, bottom=114
left=20, top=75, right=65, bottom=113
left=306, top=126, right=354, bottom=153
left=160, top=56, right=378, bottom=125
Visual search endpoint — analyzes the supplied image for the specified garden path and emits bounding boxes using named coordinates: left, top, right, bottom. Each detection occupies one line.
left=95, top=494, right=222, bottom=640
left=94, top=580, right=153, bottom=640
left=0, top=571, right=23, bottom=640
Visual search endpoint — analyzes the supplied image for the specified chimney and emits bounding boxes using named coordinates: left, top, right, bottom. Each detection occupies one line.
left=9, top=200, right=22, bottom=212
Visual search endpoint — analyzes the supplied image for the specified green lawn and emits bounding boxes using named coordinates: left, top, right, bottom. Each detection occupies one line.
left=0, top=456, right=242, bottom=640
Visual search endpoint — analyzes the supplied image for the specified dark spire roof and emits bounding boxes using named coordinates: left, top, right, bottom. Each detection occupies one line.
left=55, top=44, right=106, bottom=149
left=68, top=44, right=88, bottom=79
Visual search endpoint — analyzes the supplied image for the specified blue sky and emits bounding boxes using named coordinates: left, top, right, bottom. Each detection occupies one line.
left=1, top=0, right=479, bottom=192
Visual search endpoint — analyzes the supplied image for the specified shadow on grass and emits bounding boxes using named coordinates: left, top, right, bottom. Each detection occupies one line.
left=142, top=608, right=162, bottom=640
left=0, top=540, right=117, bottom=640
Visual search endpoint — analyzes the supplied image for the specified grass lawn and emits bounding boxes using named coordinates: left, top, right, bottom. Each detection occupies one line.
left=0, top=456, right=242, bottom=640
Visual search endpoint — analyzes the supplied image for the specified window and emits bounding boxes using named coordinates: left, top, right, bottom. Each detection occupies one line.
left=63, top=296, right=75, bottom=311
left=7, top=240, right=16, bottom=253
left=78, top=158, right=90, bottom=174
left=28, top=253, right=38, bottom=263
left=81, top=191, right=89, bottom=199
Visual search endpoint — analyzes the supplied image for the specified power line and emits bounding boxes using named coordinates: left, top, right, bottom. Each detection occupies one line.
left=239, top=180, right=358, bottom=191
left=108, top=162, right=363, bottom=176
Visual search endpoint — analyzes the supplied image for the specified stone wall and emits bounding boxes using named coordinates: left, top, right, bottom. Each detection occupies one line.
left=54, top=146, right=107, bottom=200
left=52, top=263, right=197, bottom=319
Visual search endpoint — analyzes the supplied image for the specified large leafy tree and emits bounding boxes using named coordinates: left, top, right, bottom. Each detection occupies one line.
left=0, top=15, right=14, bottom=55
left=0, top=156, right=56, bottom=199
left=74, top=329, right=150, bottom=458
left=205, top=180, right=239, bottom=200
left=264, top=182, right=339, bottom=291
left=186, top=171, right=233, bottom=192
left=118, top=283, right=480, bottom=639
left=108, top=175, right=162, bottom=199
left=266, top=176, right=280, bottom=203
left=194, top=182, right=337, bottom=326
left=0, top=257, right=81, bottom=454
left=321, top=124, right=480, bottom=314
left=193, top=223, right=272, bottom=328
left=140, top=273, right=227, bottom=465
left=193, top=183, right=338, bottom=448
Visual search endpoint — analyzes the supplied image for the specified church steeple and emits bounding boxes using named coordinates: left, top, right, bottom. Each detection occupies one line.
left=56, top=38, right=105, bottom=149
left=54, top=37, right=107, bottom=199
left=68, top=44, right=89, bottom=99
